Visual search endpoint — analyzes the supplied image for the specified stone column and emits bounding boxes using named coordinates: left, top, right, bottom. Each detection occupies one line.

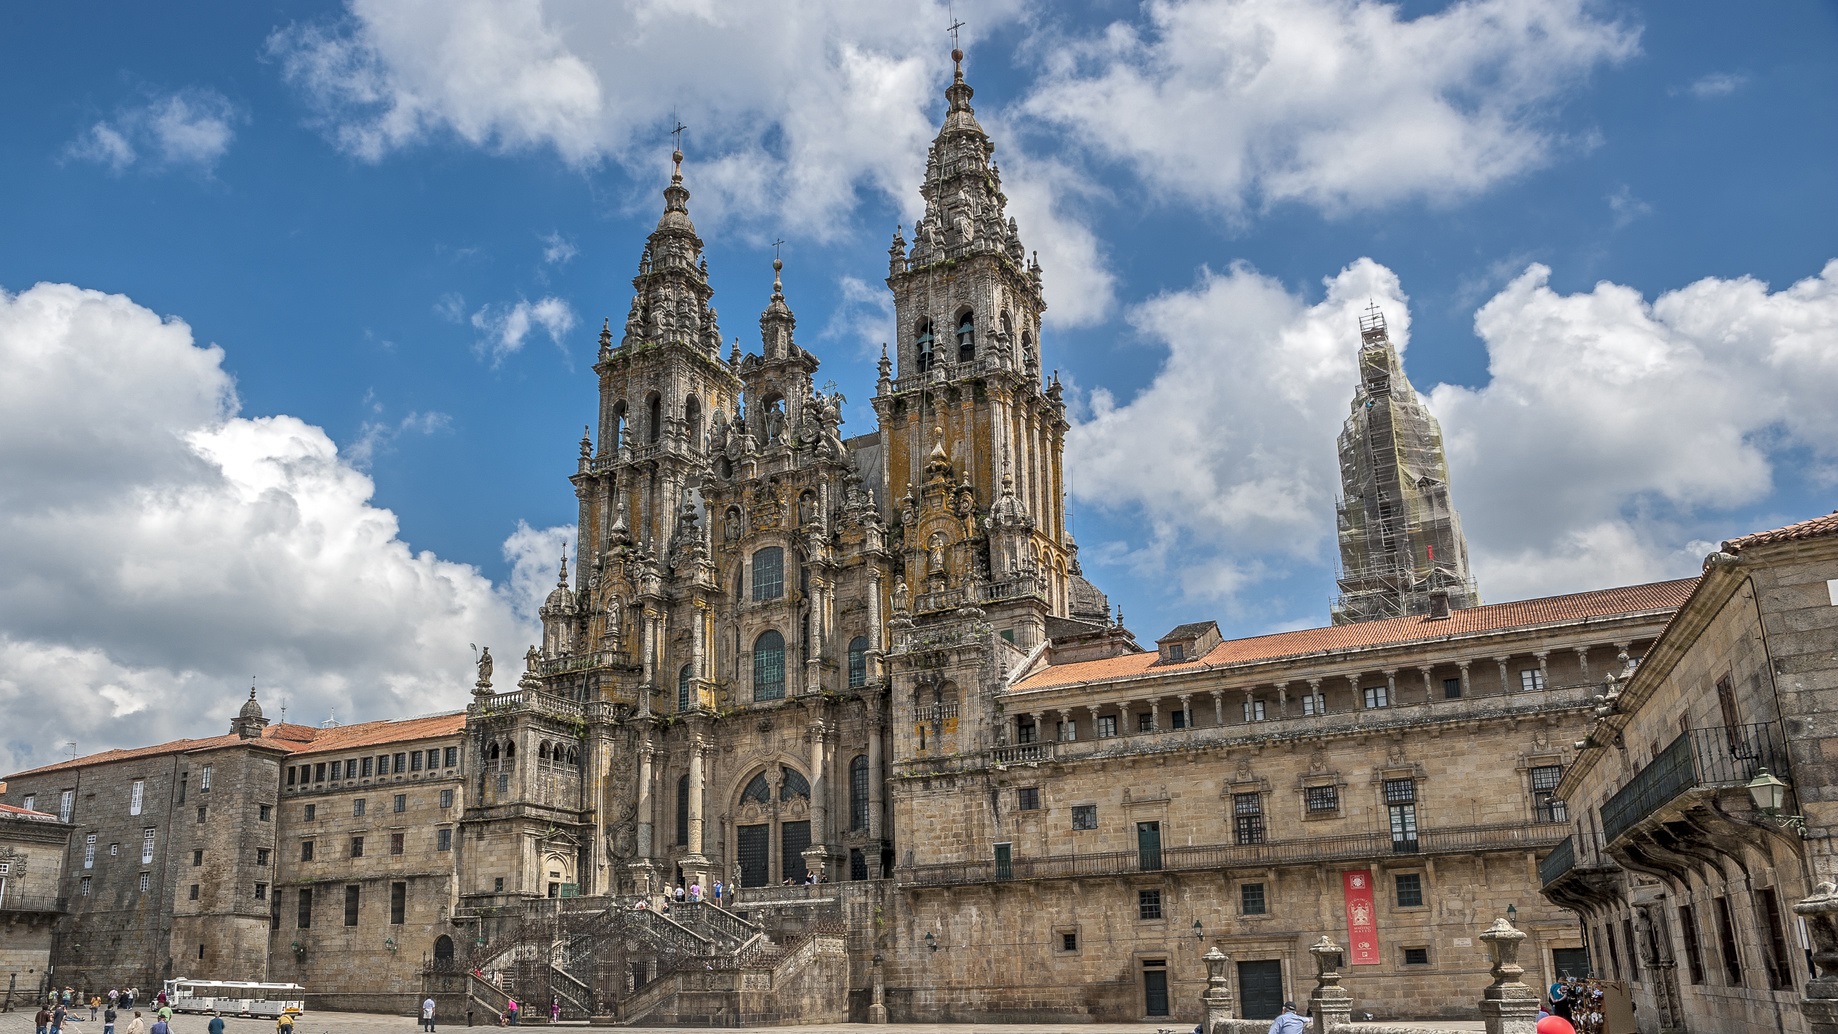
left=1243, top=688, right=1256, bottom=723
left=1535, top=651, right=1550, bottom=690
left=1200, top=947, right=1234, bottom=1034
left=867, top=716, right=886, bottom=841
left=691, top=599, right=708, bottom=682
left=1308, top=935, right=1352, bottom=1031
left=1275, top=682, right=1289, bottom=718
left=866, top=568, right=885, bottom=680
left=1211, top=691, right=1224, bottom=726
left=1384, top=669, right=1397, bottom=706
left=1178, top=694, right=1192, bottom=730
left=869, top=953, right=888, bottom=1024
left=635, top=742, right=656, bottom=858
left=804, top=720, right=831, bottom=879
left=1574, top=646, right=1591, bottom=681
left=1478, top=917, right=1539, bottom=1034
left=1495, top=656, right=1511, bottom=692
left=1058, top=709, right=1075, bottom=741
left=1149, top=699, right=1162, bottom=732
left=1307, top=678, right=1323, bottom=715
left=1420, top=666, right=1435, bottom=705
left=1088, top=705, right=1104, bottom=738
left=1029, top=712, right=1045, bottom=742
left=1458, top=660, right=1472, bottom=697
left=1118, top=703, right=1132, bottom=736
left=639, top=603, right=656, bottom=688
left=682, top=738, right=710, bottom=889
left=1796, top=881, right=1838, bottom=1034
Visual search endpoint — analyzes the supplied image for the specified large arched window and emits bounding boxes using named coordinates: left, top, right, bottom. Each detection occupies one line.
left=753, top=630, right=786, bottom=701
left=741, top=773, right=772, bottom=806
left=647, top=392, right=662, bottom=444
left=751, top=547, right=785, bottom=601
left=915, top=320, right=934, bottom=373
left=956, top=311, right=976, bottom=362
left=433, top=935, right=455, bottom=966
left=779, top=766, right=810, bottom=800
left=611, top=400, right=628, bottom=446
left=847, top=636, right=869, bottom=689
left=849, top=755, right=869, bottom=831
left=676, top=773, right=690, bottom=846
left=678, top=664, right=693, bottom=713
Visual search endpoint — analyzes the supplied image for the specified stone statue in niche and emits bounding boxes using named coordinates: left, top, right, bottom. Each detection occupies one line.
left=892, top=577, right=911, bottom=614
left=928, top=532, right=948, bottom=575
left=799, top=492, right=818, bottom=527
left=765, top=402, right=785, bottom=444
left=724, top=508, right=742, bottom=543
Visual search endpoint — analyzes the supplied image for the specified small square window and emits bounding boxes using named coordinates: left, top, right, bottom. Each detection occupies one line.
left=256, top=848, right=270, bottom=866
left=1170, top=709, right=1188, bottom=729
left=1442, top=677, right=1462, bottom=699
left=1096, top=716, right=1118, bottom=739
left=1071, top=805, right=1098, bottom=831
left=1302, top=694, right=1325, bottom=716
left=439, top=789, right=454, bottom=809
left=259, top=804, right=272, bottom=821
left=1137, top=712, right=1155, bottom=733
left=1395, top=872, right=1424, bottom=908
left=254, top=882, right=268, bottom=900
left=1061, top=931, right=1079, bottom=952
left=1403, top=947, right=1430, bottom=966
left=1138, top=889, right=1163, bottom=921
left=1520, top=668, right=1546, bottom=692
left=437, top=828, right=453, bottom=852
left=1305, top=785, right=1340, bottom=813
left=1363, top=685, right=1389, bottom=709
left=1241, top=882, right=1267, bottom=916
left=1243, top=700, right=1266, bottom=722
left=1017, top=787, right=1041, bottom=811
left=394, top=793, right=407, bottom=814
left=354, top=798, right=366, bottom=817
left=1016, top=721, right=1037, bottom=744
left=189, top=884, right=200, bottom=901
left=303, top=803, right=316, bottom=822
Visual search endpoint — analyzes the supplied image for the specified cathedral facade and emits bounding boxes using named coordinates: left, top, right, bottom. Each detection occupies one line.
left=13, top=52, right=1812, bottom=1027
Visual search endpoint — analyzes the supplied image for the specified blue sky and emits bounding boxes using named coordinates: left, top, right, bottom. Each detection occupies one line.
left=2, top=0, right=1835, bottom=766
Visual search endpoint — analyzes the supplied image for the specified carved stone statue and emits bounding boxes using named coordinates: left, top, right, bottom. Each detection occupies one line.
left=476, top=647, right=493, bottom=686
left=524, top=644, right=540, bottom=671
left=724, top=508, right=742, bottom=543
left=928, top=532, right=948, bottom=574
left=892, top=577, right=911, bottom=614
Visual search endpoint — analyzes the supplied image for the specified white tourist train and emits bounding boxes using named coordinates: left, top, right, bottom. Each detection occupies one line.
left=161, top=979, right=307, bottom=1018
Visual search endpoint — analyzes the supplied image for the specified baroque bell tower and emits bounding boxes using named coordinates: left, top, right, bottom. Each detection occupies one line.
left=874, top=48, right=1075, bottom=649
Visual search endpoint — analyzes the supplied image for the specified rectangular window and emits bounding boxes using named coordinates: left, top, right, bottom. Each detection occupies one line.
left=297, top=888, right=313, bottom=928
left=1072, top=805, right=1098, bottom=830
left=390, top=832, right=405, bottom=855
left=390, top=881, right=407, bottom=924
left=84, top=833, right=96, bottom=869
left=138, top=871, right=150, bottom=893
left=189, top=883, right=200, bottom=901
left=1363, top=685, right=1389, bottom=709
left=130, top=779, right=145, bottom=816
left=497, top=773, right=509, bottom=794
left=394, top=752, right=407, bottom=774
left=444, top=747, right=458, bottom=768
left=1233, top=793, right=1265, bottom=845
left=329, top=760, right=342, bottom=780
left=1443, top=677, right=1463, bottom=699
left=751, top=547, right=785, bottom=601
left=1403, top=947, right=1430, bottom=966
left=254, top=882, right=268, bottom=901
left=79, top=875, right=91, bottom=896
left=313, top=763, right=326, bottom=783
left=59, top=790, right=74, bottom=823
left=1530, top=765, right=1567, bottom=823
left=303, top=803, right=316, bottom=821
left=1520, top=668, right=1546, bottom=691
left=361, top=756, right=374, bottom=777
left=1138, top=888, right=1163, bottom=920
left=350, top=836, right=364, bottom=858
left=437, top=828, right=453, bottom=852
left=1170, top=709, right=1187, bottom=729
left=1016, top=720, right=1037, bottom=744
left=994, top=842, right=1012, bottom=880
left=394, top=793, right=407, bottom=813
left=1062, top=931, right=1078, bottom=952
left=301, top=840, right=315, bottom=862
left=259, top=803, right=272, bottom=821
left=410, top=751, right=423, bottom=772
left=1385, top=779, right=1419, bottom=852
left=193, top=849, right=203, bottom=867
left=1241, top=882, right=1267, bottom=916
left=1057, top=720, right=1077, bottom=741
left=343, top=884, right=360, bottom=926
left=257, top=847, right=270, bottom=866
left=1395, top=872, right=1424, bottom=908
left=427, top=749, right=441, bottom=770
left=1715, top=896, right=1743, bottom=985
left=439, top=789, right=454, bottom=809
left=1679, top=904, right=1706, bottom=984
left=1017, top=787, right=1041, bottom=811
left=141, top=827, right=155, bottom=864
left=1243, top=700, right=1266, bottom=722
left=1096, top=716, right=1118, bottom=739
left=109, top=843, right=118, bottom=856
left=354, top=799, right=366, bottom=817
left=1305, top=785, right=1340, bottom=813
left=1302, top=694, right=1325, bottom=715
left=376, top=755, right=389, bottom=775
left=1758, top=888, right=1794, bottom=991
left=21, top=794, right=34, bottom=812
left=197, top=805, right=207, bottom=823
left=1624, top=917, right=1641, bottom=981
left=200, top=764, right=212, bottom=791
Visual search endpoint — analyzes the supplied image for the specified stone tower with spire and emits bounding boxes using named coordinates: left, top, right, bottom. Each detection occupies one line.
left=1332, top=306, right=1480, bottom=623
left=873, top=46, right=1091, bottom=654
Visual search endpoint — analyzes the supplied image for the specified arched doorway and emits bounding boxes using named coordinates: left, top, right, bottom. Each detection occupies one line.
left=433, top=934, right=455, bottom=968
left=732, top=765, right=812, bottom=887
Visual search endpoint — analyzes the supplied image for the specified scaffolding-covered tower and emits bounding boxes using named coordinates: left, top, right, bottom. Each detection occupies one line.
left=1331, top=306, right=1480, bottom=624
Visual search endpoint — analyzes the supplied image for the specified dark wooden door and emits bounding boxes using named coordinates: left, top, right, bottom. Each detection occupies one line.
left=780, top=820, right=811, bottom=883
left=1237, top=960, right=1284, bottom=1020
left=1143, top=968, right=1169, bottom=1017
left=738, top=824, right=770, bottom=887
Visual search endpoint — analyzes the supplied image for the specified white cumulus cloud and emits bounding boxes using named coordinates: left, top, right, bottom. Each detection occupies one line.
left=65, top=88, right=240, bottom=173
left=470, top=295, right=578, bottom=366
left=1023, top=0, right=1639, bottom=216
left=0, top=282, right=535, bottom=773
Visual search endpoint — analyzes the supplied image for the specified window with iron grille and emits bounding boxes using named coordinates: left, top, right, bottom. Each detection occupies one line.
left=678, top=664, right=693, bottom=712
left=1305, top=785, right=1340, bottom=813
left=1233, top=793, right=1265, bottom=845
left=1386, top=780, right=1418, bottom=851
left=1384, top=779, right=1417, bottom=804
left=1443, top=677, right=1463, bottom=699
left=1072, top=805, right=1098, bottom=830
left=350, top=836, right=364, bottom=858
left=1403, top=947, right=1430, bottom=966
left=1241, top=882, right=1267, bottom=915
left=1530, top=765, right=1567, bottom=822
left=751, top=547, right=785, bottom=601
left=753, top=630, right=786, bottom=701
left=1395, top=872, right=1424, bottom=907
left=849, top=756, right=870, bottom=831
left=1017, top=787, right=1041, bottom=811
left=1138, top=889, right=1163, bottom=920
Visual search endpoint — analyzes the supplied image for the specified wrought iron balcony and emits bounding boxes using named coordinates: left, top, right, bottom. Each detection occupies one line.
left=1599, top=722, right=1785, bottom=846
left=898, top=820, right=1568, bottom=887
left=0, top=893, right=64, bottom=915
left=1538, top=835, right=1577, bottom=888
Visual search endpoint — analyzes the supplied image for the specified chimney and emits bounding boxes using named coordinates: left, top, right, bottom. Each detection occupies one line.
left=1427, top=591, right=1451, bottom=620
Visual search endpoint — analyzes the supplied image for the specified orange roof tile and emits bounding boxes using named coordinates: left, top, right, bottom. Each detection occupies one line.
left=0, top=802, right=62, bottom=821
left=1014, top=578, right=1696, bottom=691
left=287, top=712, right=466, bottom=756
left=1726, top=510, right=1838, bottom=551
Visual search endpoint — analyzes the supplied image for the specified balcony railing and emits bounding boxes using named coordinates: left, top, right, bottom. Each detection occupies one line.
left=0, top=893, right=64, bottom=914
left=1538, top=835, right=1576, bottom=887
left=991, top=742, right=1055, bottom=766
left=899, top=821, right=1568, bottom=887
left=1600, top=722, right=1785, bottom=845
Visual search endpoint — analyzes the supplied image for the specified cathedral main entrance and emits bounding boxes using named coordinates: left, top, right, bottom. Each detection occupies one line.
left=732, top=765, right=813, bottom=886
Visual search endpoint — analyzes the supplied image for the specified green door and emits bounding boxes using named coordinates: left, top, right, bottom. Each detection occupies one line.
left=1137, top=821, right=1162, bottom=871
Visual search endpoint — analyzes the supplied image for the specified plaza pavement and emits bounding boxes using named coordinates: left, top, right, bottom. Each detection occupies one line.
left=0, top=1011, right=1486, bottom=1034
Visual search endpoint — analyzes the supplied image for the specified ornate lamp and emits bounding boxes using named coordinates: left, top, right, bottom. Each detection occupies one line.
left=1748, top=769, right=1790, bottom=813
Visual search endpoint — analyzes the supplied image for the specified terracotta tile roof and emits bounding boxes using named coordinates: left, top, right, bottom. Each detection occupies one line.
left=0, top=802, right=62, bottom=822
left=1726, top=510, right=1838, bottom=551
left=287, top=712, right=466, bottom=756
left=3, top=711, right=467, bottom=780
left=1014, top=577, right=1697, bottom=692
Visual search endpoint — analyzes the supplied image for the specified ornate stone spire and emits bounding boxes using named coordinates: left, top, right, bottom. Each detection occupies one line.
left=618, top=147, right=721, bottom=356
left=1332, top=305, right=1480, bottom=624
left=759, top=257, right=796, bottom=359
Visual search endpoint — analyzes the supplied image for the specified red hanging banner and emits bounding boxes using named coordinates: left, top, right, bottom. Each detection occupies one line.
left=1343, top=869, right=1381, bottom=965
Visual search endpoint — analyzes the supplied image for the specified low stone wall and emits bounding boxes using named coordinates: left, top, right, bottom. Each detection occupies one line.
left=305, top=992, right=423, bottom=1016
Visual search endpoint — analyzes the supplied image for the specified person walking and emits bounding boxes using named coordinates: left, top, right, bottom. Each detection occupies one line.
left=504, top=998, right=519, bottom=1027
left=104, top=1004, right=118, bottom=1034
left=91, top=995, right=102, bottom=1020
left=51, top=1001, right=67, bottom=1034
left=1266, top=1002, right=1306, bottom=1034
left=208, top=1012, right=226, bottom=1034
left=422, top=996, right=437, bottom=1033
left=549, top=998, right=559, bottom=1024
left=712, top=879, right=723, bottom=904
left=35, top=1004, right=51, bottom=1034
